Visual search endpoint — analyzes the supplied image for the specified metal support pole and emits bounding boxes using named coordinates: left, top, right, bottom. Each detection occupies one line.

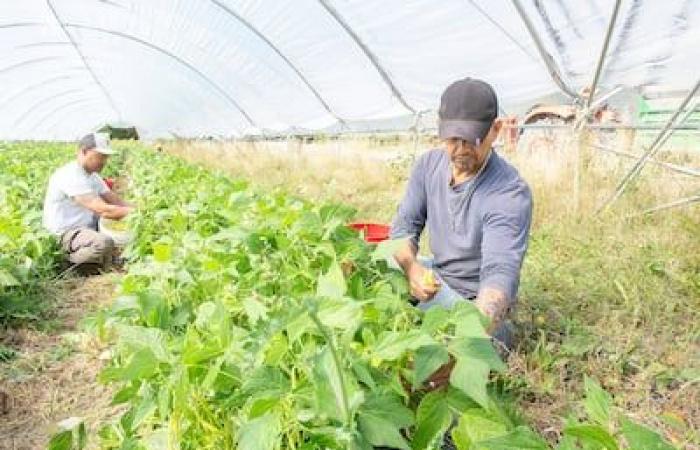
left=598, top=83, right=700, bottom=211
left=572, top=86, right=624, bottom=132
left=635, top=193, right=700, bottom=216
left=590, top=143, right=700, bottom=178
left=585, top=0, right=622, bottom=109
left=45, top=0, right=122, bottom=121
left=411, top=111, right=425, bottom=155
left=65, top=24, right=254, bottom=131
left=318, top=0, right=416, bottom=114
left=511, top=0, right=580, bottom=100
left=210, top=0, right=343, bottom=123
left=638, top=99, right=699, bottom=155
left=508, top=123, right=700, bottom=131
left=572, top=0, right=621, bottom=215
left=589, top=86, right=623, bottom=112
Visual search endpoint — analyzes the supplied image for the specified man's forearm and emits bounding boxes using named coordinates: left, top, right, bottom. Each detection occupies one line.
left=99, top=204, right=132, bottom=220
left=394, top=239, right=419, bottom=274
left=74, top=194, right=132, bottom=220
left=475, top=286, right=509, bottom=329
left=101, top=191, right=131, bottom=207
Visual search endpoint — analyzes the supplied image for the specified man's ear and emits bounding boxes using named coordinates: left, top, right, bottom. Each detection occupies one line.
left=483, top=119, right=503, bottom=144
left=491, top=119, right=504, bottom=135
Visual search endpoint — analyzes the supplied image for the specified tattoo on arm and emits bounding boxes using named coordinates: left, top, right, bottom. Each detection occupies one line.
left=475, top=287, right=509, bottom=323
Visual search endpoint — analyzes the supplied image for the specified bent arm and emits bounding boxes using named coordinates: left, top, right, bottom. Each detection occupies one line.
left=477, top=183, right=533, bottom=325
left=73, top=194, right=133, bottom=220
left=390, top=155, right=440, bottom=300
left=100, top=190, right=133, bottom=207
left=394, top=239, right=419, bottom=274
left=390, top=154, right=428, bottom=255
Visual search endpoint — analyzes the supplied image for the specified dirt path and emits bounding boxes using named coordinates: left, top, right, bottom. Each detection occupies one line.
left=0, top=275, right=122, bottom=450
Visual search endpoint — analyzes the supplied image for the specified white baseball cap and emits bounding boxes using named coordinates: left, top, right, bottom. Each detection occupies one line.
left=79, top=132, right=115, bottom=155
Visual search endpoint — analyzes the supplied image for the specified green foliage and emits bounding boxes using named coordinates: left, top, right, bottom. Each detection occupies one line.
left=556, top=377, right=677, bottom=450
left=620, top=418, right=677, bottom=450
left=582, top=376, right=613, bottom=427
left=7, top=142, right=681, bottom=449
left=412, top=391, right=452, bottom=449
left=48, top=417, right=87, bottom=450
left=91, top=146, right=518, bottom=448
left=412, top=344, right=449, bottom=389
left=0, top=142, right=72, bottom=323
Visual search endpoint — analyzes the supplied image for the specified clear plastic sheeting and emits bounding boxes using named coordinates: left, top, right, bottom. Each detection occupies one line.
left=0, top=0, right=698, bottom=140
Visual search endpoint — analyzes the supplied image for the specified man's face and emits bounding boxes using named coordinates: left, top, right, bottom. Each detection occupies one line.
left=445, top=137, right=490, bottom=174
left=444, top=120, right=502, bottom=174
left=80, top=148, right=109, bottom=173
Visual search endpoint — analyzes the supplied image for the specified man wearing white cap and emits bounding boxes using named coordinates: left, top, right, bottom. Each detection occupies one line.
left=43, top=132, right=133, bottom=271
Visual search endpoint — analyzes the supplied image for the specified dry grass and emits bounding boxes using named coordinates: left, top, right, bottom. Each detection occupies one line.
left=161, top=130, right=700, bottom=447
left=161, top=137, right=416, bottom=222
left=161, top=131, right=700, bottom=220
left=0, top=274, right=123, bottom=450
left=2, top=131, right=695, bottom=448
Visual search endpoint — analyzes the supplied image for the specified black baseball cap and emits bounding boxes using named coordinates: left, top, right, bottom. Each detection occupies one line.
left=438, top=78, right=498, bottom=144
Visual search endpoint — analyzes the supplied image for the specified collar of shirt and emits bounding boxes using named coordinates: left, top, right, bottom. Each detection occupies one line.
left=446, top=149, right=493, bottom=230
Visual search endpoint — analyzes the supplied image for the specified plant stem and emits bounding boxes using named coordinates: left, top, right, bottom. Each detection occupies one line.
left=308, top=308, right=353, bottom=429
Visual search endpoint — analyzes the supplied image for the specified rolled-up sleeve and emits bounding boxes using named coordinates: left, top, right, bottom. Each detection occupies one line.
left=390, top=155, right=428, bottom=249
left=479, top=182, right=533, bottom=303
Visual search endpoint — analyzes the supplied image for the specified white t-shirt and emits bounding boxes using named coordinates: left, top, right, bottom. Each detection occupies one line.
left=43, top=161, right=109, bottom=235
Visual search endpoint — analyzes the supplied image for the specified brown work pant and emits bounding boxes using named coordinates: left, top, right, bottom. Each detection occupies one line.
left=60, top=227, right=114, bottom=269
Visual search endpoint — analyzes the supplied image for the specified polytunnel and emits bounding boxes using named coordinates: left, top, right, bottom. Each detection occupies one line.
left=3, top=3, right=700, bottom=449
left=1, top=0, right=699, bottom=139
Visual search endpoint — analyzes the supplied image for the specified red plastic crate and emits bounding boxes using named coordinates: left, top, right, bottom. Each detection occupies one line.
left=348, top=222, right=390, bottom=244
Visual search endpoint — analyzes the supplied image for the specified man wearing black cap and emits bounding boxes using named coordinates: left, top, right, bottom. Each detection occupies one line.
left=43, top=132, right=133, bottom=272
left=391, top=78, right=532, bottom=345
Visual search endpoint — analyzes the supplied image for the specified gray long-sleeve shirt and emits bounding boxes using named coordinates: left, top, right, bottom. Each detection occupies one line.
left=390, top=149, right=533, bottom=303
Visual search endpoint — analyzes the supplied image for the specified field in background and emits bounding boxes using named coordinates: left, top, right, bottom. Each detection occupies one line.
left=162, top=132, right=700, bottom=445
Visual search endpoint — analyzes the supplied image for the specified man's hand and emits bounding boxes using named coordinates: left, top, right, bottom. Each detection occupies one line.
left=406, top=261, right=440, bottom=302
left=393, top=239, right=440, bottom=302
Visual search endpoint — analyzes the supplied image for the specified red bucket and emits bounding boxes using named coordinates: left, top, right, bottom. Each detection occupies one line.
left=348, top=222, right=390, bottom=244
